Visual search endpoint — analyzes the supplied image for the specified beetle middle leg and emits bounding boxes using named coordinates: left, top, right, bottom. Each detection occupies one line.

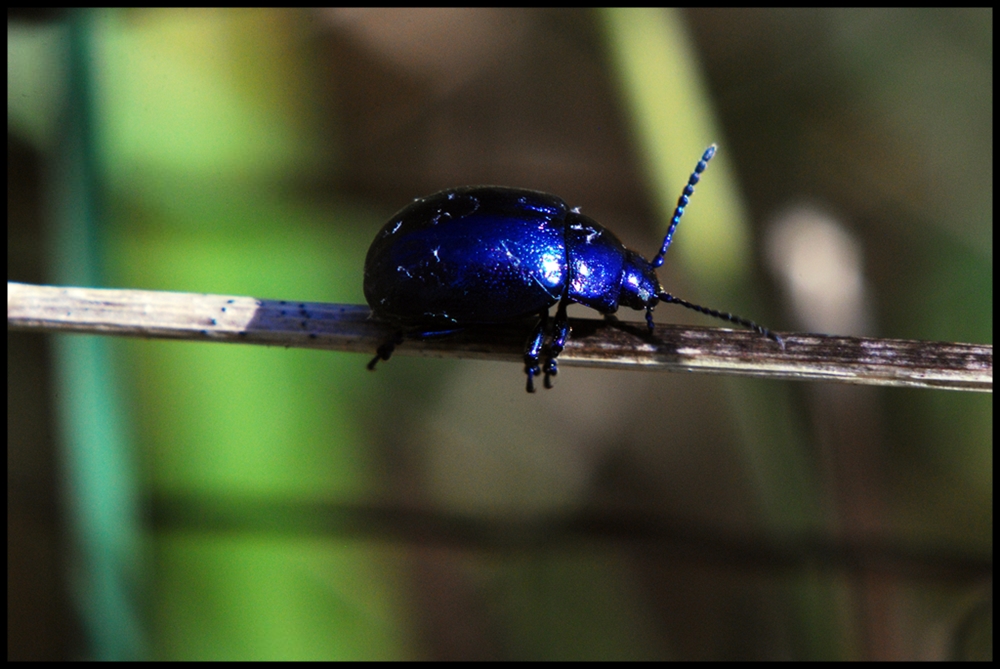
left=523, top=309, right=549, bottom=393
left=542, top=299, right=570, bottom=389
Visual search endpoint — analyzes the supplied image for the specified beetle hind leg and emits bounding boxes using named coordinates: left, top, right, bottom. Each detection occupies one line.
left=368, top=330, right=405, bottom=371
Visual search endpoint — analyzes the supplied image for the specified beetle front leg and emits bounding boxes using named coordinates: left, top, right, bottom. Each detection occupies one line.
left=543, top=299, right=570, bottom=389
left=523, top=310, right=548, bottom=393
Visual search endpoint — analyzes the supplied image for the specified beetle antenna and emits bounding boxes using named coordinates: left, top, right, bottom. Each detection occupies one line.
left=658, top=291, right=784, bottom=347
left=650, top=145, right=716, bottom=269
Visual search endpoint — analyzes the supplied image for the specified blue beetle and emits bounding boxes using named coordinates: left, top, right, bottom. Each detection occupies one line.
left=364, top=145, right=781, bottom=392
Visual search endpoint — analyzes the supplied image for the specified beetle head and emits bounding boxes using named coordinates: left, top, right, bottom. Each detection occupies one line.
left=618, top=250, right=661, bottom=313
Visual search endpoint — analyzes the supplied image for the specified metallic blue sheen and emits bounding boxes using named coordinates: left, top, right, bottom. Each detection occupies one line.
left=364, top=187, right=568, bottom=327
left=364, top=147, right=780, bottom=392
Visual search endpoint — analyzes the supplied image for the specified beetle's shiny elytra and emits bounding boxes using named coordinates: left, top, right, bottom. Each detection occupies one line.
left=364, top=145, right=781, bottom=392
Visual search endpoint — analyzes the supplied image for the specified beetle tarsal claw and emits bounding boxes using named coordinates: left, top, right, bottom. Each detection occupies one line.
left=525, top=367, right=539, bottom=393
left=542, top=358, right=558, bottom=390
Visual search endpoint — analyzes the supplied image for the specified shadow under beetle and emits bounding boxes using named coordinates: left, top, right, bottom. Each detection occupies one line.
left=364, top=145, right=782, bottom=392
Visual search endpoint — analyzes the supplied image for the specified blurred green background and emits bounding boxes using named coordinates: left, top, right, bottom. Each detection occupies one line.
left=8, top=8, right=991, bottom=660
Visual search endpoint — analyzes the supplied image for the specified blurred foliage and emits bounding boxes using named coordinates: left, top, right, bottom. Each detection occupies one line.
left=8, top=8, right=991, bottom=660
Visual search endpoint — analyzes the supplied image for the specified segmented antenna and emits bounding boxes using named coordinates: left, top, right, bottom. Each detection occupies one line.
left=655, top=292, right=784, bottom=348
left=650, top=144, right=716, bottom=269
